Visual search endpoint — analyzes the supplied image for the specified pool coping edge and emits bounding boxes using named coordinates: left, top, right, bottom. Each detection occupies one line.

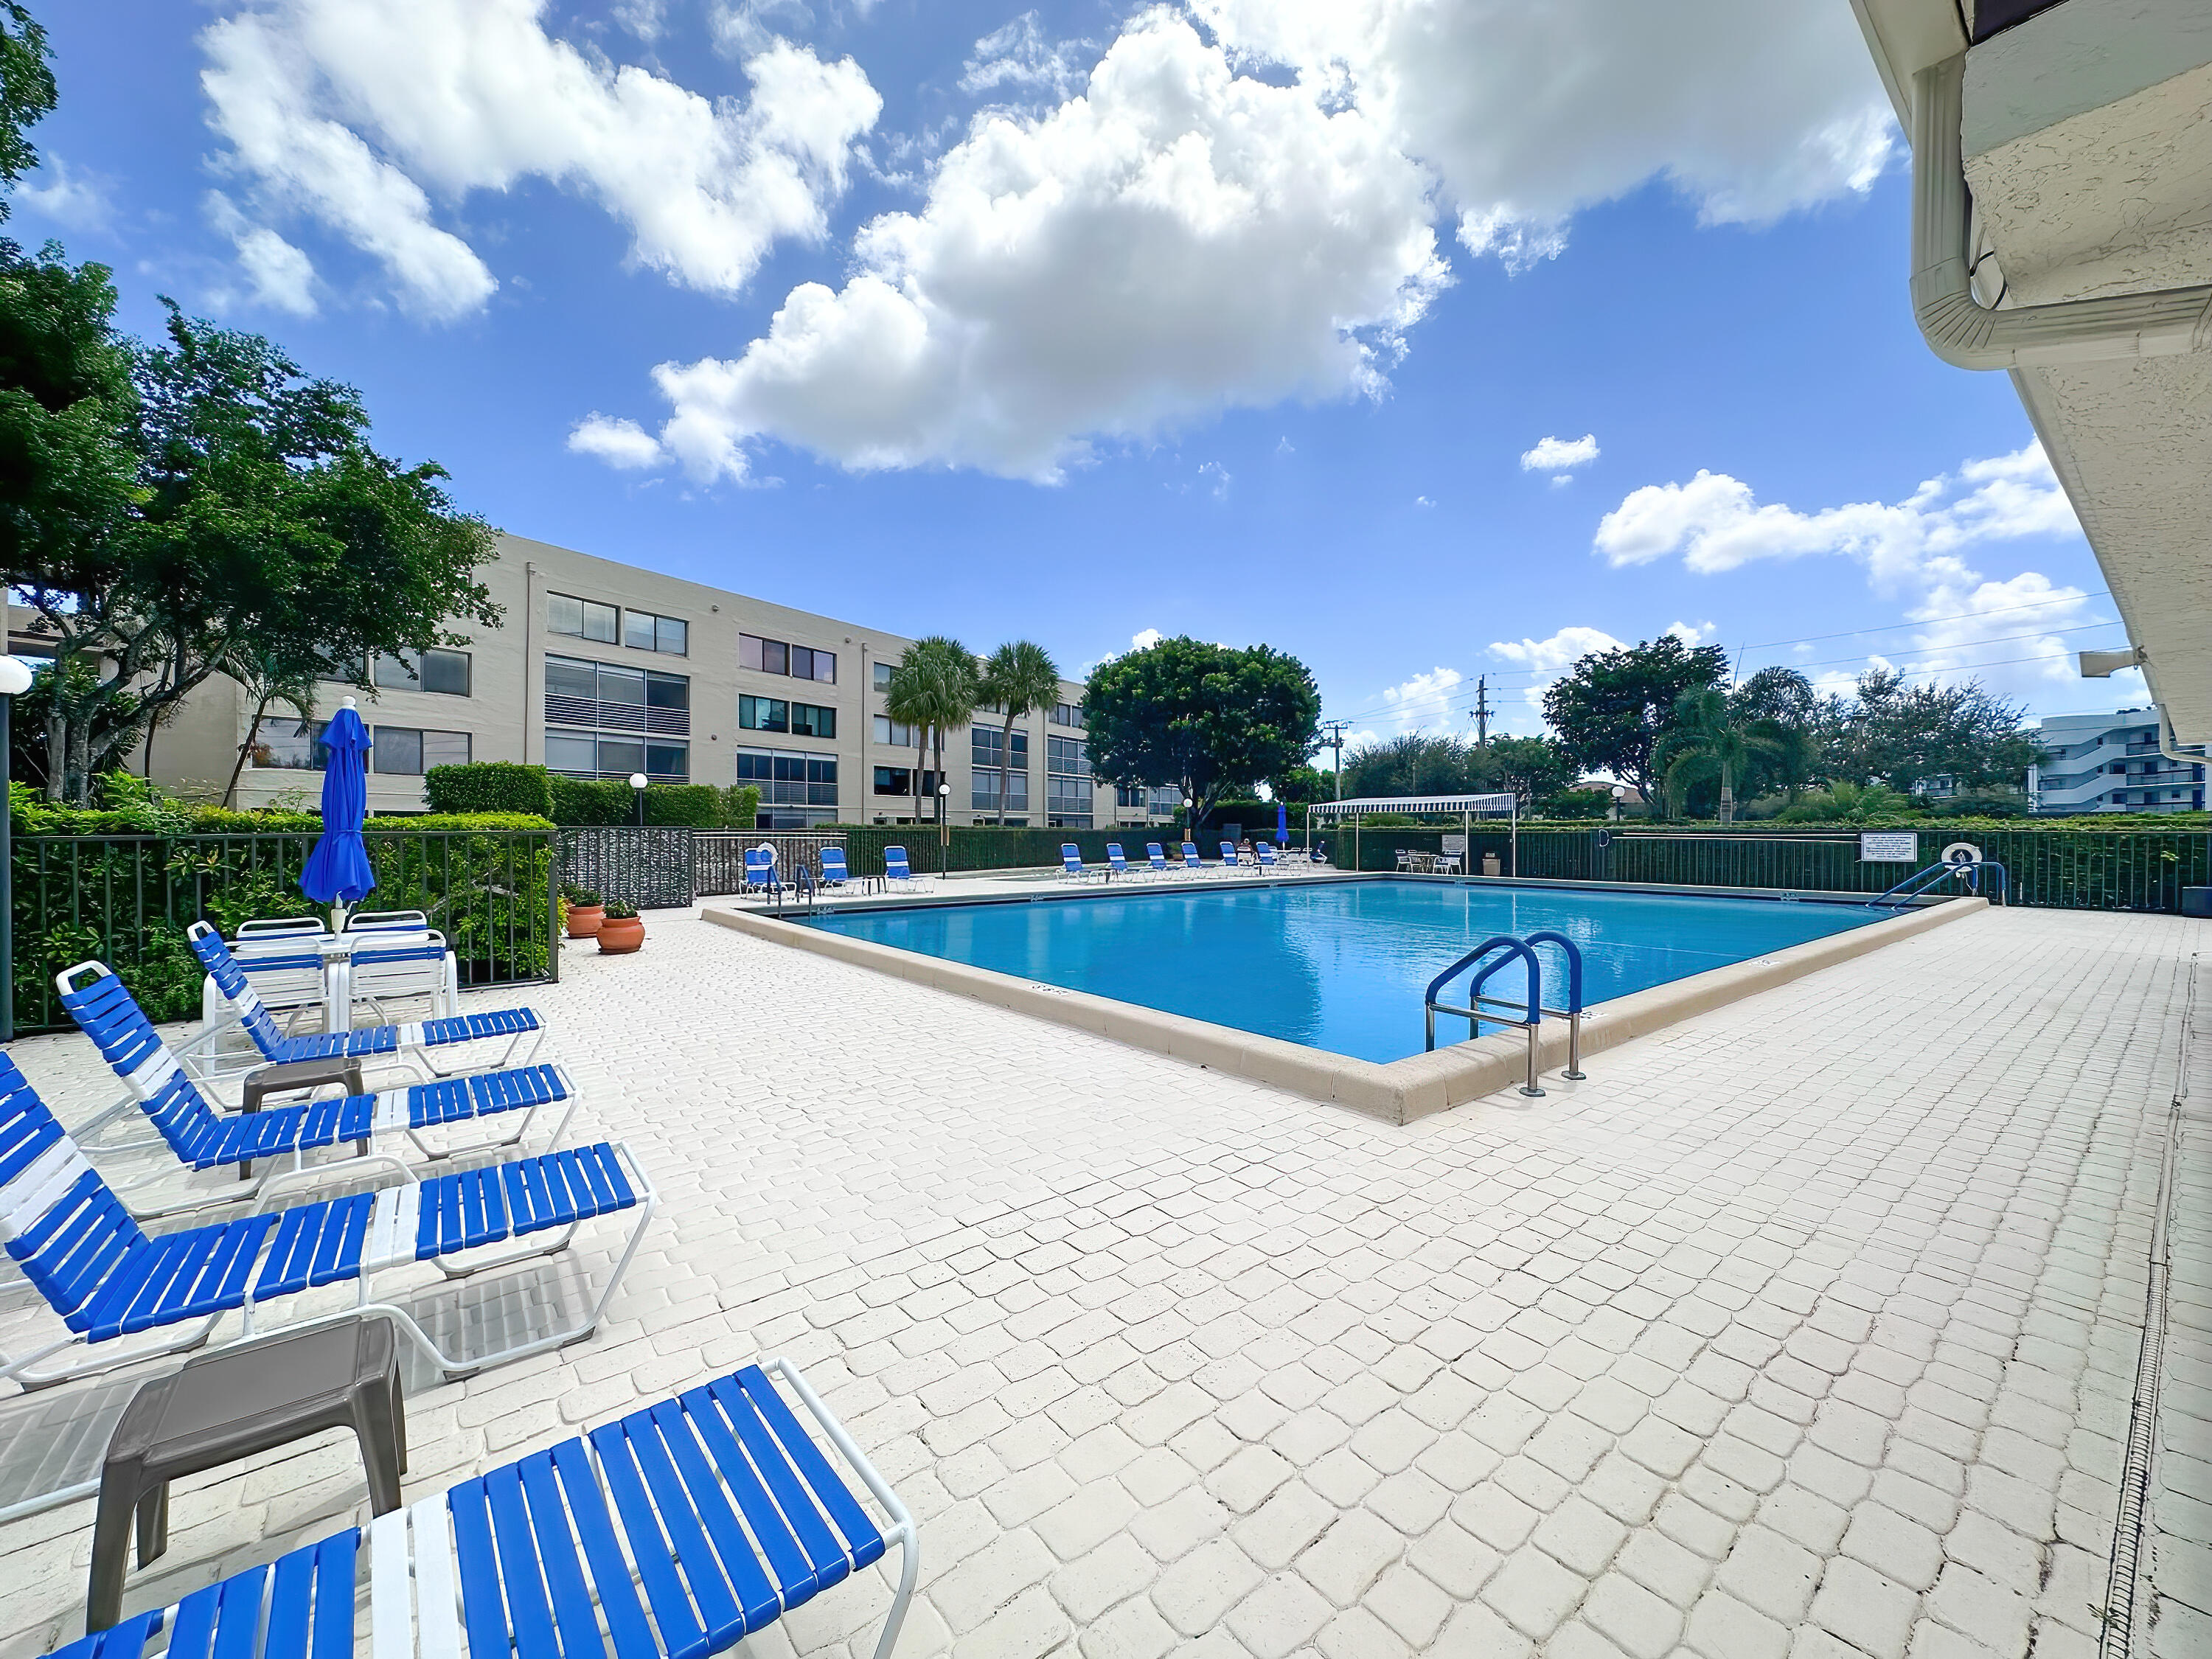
left=703, top=892, right=1986, bottom=1124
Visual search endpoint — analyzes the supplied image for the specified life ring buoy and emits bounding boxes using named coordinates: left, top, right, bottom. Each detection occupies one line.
left=1941, top=841, right=1982, bottom=866
left=1595, top=828, right=1612, bottom=850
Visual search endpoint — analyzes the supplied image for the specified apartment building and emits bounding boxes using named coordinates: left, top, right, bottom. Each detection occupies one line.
left=22, top=532, right=1178, bottom=830
left=2028, top=709, right=2208, bottom=814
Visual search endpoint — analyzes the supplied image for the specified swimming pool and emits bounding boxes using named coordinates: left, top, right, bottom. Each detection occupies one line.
left=803, top=879, right=1883, bottom=1063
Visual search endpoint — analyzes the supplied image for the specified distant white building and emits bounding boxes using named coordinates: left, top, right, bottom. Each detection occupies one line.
left=2028, top=710, right=2205, bottom=815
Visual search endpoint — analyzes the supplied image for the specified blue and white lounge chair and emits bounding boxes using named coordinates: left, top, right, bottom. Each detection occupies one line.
left=0, top=1052, right=653, bottom=1388
left=1220, top=841, right=1250, bottom=872
left=1059, top=843, right=1099, bottom=883
left=1181, top=842, right=1204, bottom=874
left=184, top=923, right=547, bottom=1085
left=819, top=846, right=851, bottom=888
left=742, top=844, right=780, bottom=897
left=1147, top=842, right=1172, bottom=877
left=58, top=964, right=579, bottom=1206
left=882, top=846, right=933, bottom=894
left=46, top=1357, right=914, bottom=1659
left=1103, top=844, right=1138, bottom=882
left=1256, top=842, right=1281, bottom=874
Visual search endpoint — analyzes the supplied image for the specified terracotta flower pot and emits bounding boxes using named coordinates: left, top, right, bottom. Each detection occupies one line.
left=597, top=916, right=645, bottom=954
left=566, top=904, right=605, bottom=939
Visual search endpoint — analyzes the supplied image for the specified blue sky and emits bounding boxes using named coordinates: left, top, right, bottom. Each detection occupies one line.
left=15, top=0, right=2133, bottom=749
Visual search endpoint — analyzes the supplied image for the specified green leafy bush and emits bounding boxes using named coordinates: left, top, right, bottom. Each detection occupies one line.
left=424, top=762, right=555, bottom=818
left=717, top=785, right=759, bottom=830
left=602, top=900, right=639, bottom=919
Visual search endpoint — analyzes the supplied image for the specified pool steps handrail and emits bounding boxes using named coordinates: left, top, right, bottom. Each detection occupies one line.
left=1424, top=932, right=1588, bottom=1096
left=1868, top=860, right=2008, bottom=910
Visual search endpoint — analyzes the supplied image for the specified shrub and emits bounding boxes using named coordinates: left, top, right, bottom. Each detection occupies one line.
left=424, top=762, right=555, bottom=818
left=1536, top=787, right=1610, bottom=820
left=717, top=784, right=759, bottom=829
left=602, top=899, right=638, bottom=919
left=642, top=785, right=722, bottom=828
left=563, top=886, right=602, bottom=906
left=547, top=776, right=633, bottom=825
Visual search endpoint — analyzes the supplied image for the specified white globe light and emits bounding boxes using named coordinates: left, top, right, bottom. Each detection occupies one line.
left=628, top=772, right=648, bottom=790
left=0, top=656, right=35, bottom=698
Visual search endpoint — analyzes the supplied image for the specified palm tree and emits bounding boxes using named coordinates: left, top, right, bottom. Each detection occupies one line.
left=219, top=648, right=324, bottom=807
left=1653, top=687, right=1792, bottom=824
left=977, top=640, right=1060, bottom=825
left=888, top=636, right=980, bottom=832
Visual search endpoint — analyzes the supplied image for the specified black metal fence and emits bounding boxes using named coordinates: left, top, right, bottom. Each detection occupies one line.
left=556, top=828, right=696, bottom=909
left=1335, top=825, right=2210, bottom=912
left=10, top=827, right=558, bottom=1035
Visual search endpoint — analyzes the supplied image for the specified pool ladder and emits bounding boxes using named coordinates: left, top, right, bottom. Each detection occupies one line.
left=1424, top=931, right=1587, bottom=1097
left=1867, top=859, right=2008, bottom=910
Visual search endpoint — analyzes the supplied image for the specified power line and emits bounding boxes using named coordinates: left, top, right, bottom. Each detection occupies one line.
left=1739, top=590, right=2112, bottom=650
left=1780, top=619, right=2121, bottom=672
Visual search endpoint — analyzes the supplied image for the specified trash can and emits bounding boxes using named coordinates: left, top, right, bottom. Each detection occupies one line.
left=2183, top=886, right=2212, bottom=918
left=1481, top=853, right=1502, bottom=877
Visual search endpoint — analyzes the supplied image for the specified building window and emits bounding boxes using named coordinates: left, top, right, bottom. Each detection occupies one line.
left=549, top=593, right=619, bottom=644
left=872, top=661, right=894, bottom=692
left=623, top=609, right=688, bottom=655
left=740, top=633, right=835, bottom=684
left=544, top=655, right=689, bottom=735
left=372, top=647, right=472, bottom=697
left=973, top=727, right=1029, bottom=812
left=254, top=718, right=327, bottom=770
left=739, top=696, right=836, bottom=738
left=1047, top=735, right=1091, bottom=826
left=372, top=726, right=472, bottom=775
left=1051, top=701, right=1082, bottom=727
left=874, top=766, right=941, bottom=798
left=737, top=748, right=838, bottom=808
left=545, top=731, right=688, bottom=781
left=873, top=714, right=921, bottom=747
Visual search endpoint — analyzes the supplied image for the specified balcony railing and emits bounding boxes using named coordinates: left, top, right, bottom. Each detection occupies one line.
left=545, top=694, right=689, bottom=737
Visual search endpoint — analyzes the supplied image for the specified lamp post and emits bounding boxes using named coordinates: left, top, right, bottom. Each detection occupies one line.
left=936, top=782, right=950, bottom=873
left=1182, top=796, right=1194, bottom=846
left=0, top=655, right=35, bottom=1043
left=1610, top=784, right=1625, bottom=821
left=629, top=771, right=648, bottom=828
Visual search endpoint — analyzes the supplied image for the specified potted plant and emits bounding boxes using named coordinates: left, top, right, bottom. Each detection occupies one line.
left=597, top=900, right=644, bottom=955
left=566, top=886, right=605, bottom=939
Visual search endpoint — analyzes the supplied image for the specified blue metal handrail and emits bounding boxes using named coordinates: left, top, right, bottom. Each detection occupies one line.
left=1424, top=935, right=1553, bottom=1096
left=1465, top=930, right=1590, bottom=1082
left=1868, top=859, right=2009, bottom=910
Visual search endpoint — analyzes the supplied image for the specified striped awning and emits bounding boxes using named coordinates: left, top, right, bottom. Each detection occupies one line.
left=1306, top=793, right=1517, bottom=819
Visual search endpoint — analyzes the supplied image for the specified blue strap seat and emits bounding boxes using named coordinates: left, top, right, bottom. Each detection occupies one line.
left=43, top=1362, right=917, bottom=1659
left=0, top=1055, right=653, bottom=1388
left=56, top=966, right=578, bottom=1191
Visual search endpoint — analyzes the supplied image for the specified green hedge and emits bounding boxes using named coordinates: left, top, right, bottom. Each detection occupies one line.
left=10, top=813, right=557, bottom=1034
left=546, top=776, right=751, bottom=828
left=425, top=762, right=555, bottom=818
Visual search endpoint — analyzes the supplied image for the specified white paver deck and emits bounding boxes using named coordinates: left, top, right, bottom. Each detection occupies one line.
left=0, top=901, right=2205, bottom=1659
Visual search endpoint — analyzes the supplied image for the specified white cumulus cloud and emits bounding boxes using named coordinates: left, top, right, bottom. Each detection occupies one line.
left=208, top=192, right=319, bottom=315
left=1192, top=0, right=1893, bottom=268
left=632, top=9, right=1448, bottom=482
left=198, top=0, right=880, bottom=322
left=961, top=12, right=1094, bottom=102
left=1130, top=627, right=1164, bottom=650
left=568, top=414, right=667, bottom=470
left=15, top=155, right=114, bottom=230
left=1380, top=667, right=1463, bottom=731
left=1489, top=625, right=1627, bottom=722
left=1520, top=433, right=1599, bottom=473
left=1593, top=442, right=2080, bottom=588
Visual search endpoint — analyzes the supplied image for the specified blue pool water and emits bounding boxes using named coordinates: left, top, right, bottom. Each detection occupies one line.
left=804, top=879, right=1882, bottom=1063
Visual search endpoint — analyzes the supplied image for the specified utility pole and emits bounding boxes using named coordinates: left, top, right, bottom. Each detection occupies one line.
left=1319, top=719, right=1349, bottom=799
left=1472, top=677, right=1492, bottom=747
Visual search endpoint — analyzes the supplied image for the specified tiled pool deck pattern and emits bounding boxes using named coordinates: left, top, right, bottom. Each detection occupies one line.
left=0, top=902, right=2205, bottom=1659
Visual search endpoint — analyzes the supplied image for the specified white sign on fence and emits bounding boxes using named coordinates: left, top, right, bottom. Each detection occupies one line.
left=1441, top=834, right=1467, bottom=854
left=1858, top=832, right=1919, bottom=863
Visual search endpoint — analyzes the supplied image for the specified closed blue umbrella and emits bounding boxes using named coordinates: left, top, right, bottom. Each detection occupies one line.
left=301, top=697, right=377, bottom=925
left=1276, top=801, right=1288, bottom=848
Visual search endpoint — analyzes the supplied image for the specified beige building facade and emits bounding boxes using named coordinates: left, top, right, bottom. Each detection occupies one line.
left=12, top=532, right=1181, bottom=830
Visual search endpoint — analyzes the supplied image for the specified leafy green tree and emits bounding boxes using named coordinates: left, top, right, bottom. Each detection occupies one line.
left=884, top=636, right=978, bottom=824
left=8, top=305, right=500, bottom=801
left=977, top=639, right=1060, bottom=826
left=1342, top=733, right=1470, bottom=799
left=1728, top=667, right=1818, bottom=803
left=1542, top=636, right=1731, bottom=803
left=1774, top=780, right=1917, bottom=824
left=1273, top=763, right=1335, bottom=806
left=1813, top=669, right=2039, bottom=794
left=0, top=3, right=55, bottom=200
left=1652, top=687, right=1795, bottom=822
left=1479, top=735, right=1577, bottom=807
left=1082, top=636, right=1320, bottom=827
